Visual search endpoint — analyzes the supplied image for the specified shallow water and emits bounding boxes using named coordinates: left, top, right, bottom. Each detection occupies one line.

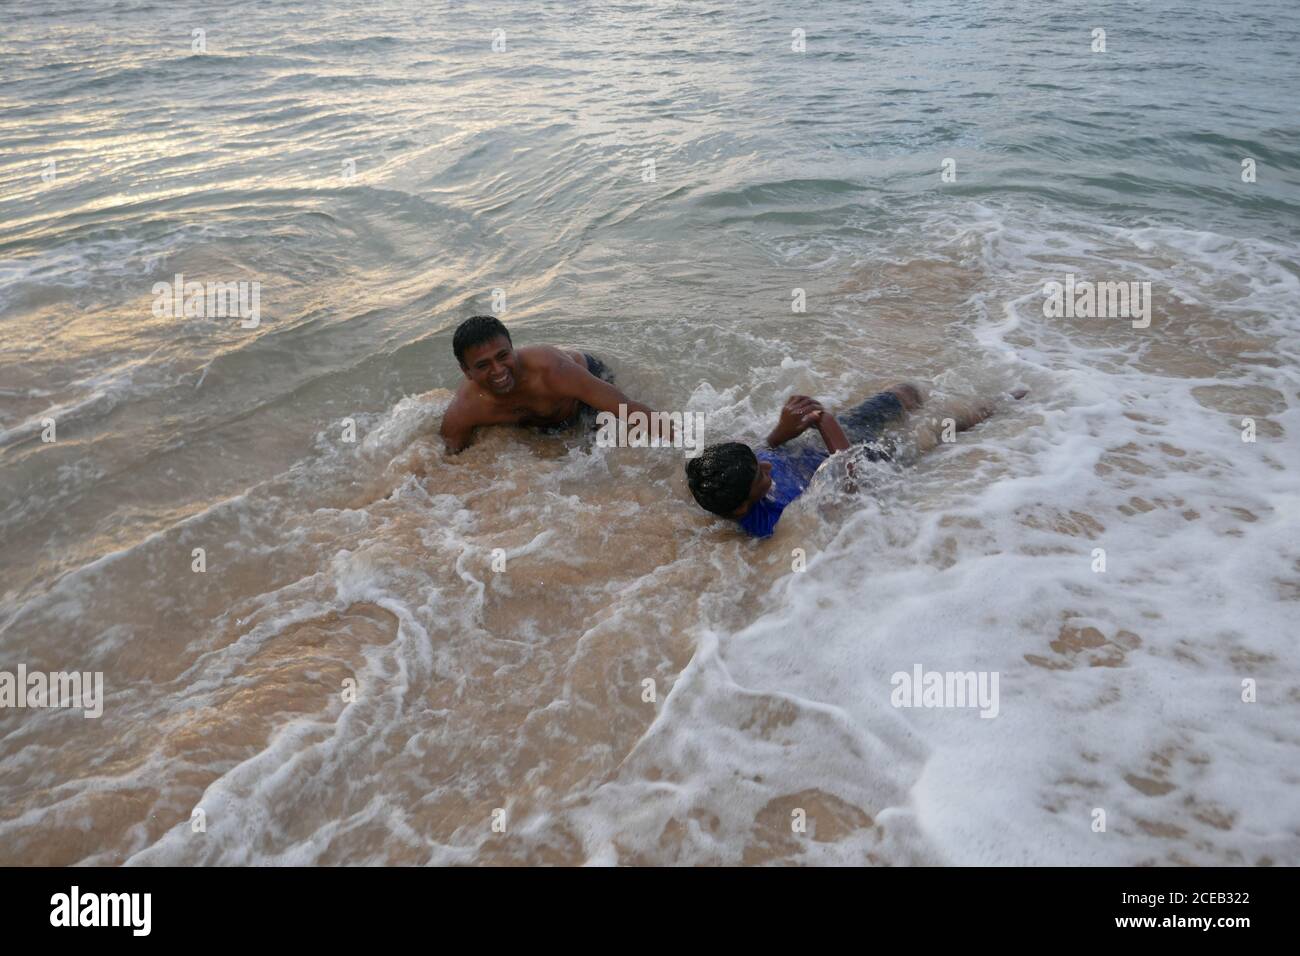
left=1, top=1, right=1298, bottom=865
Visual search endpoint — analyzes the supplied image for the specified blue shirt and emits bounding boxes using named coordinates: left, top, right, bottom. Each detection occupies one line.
left=737, top=444, right=827, bottom=538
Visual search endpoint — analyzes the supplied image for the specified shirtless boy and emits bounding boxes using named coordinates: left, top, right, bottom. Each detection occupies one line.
left=440, top=315, right=663, bottom=454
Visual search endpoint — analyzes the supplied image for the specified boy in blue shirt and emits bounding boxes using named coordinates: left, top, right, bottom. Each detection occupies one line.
left=685, top=383, right=1023, bottom=538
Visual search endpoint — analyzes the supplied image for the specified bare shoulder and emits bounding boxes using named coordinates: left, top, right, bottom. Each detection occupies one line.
left=518, top=344, right=585, bottom=373
left=441, top=381, right=484, bottom=431
left=520, top=346, right=586, bottom=391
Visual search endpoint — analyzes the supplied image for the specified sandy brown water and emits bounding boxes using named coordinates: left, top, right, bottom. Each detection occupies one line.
left=3, top=0, right=1298, bottom=866
left=5, top=235, right=1297, bottom=865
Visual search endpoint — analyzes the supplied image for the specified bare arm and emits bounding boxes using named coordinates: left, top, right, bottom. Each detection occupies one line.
left=766, top=395, right=823, bottom=447
left=767, top=394, right=855, bottom=495
left=814, top=412, right=850, bottom=454
left=439, top=399, right=476, bottom=455
left=547, top=359, right=671, bottom=439
left=765, top=395, right=851, bottom=454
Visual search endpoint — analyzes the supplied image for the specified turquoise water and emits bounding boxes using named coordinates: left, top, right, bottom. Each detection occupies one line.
left=1, top=2, right=1297, bottom=865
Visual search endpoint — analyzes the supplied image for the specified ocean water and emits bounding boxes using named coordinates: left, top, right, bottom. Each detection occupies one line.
left=1, top=0, right=1298, bottom=865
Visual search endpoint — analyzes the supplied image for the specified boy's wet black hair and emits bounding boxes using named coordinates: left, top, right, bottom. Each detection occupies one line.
left=685, top=442, right=758, bottom=517
left=453, top=315, right=511, bottom=367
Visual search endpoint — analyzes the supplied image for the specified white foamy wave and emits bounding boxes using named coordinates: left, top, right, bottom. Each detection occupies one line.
left=540, top=210, right=1300, bottom=865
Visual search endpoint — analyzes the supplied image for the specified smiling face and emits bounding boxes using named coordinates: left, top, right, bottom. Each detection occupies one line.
left=732, top=459, right=773, bottom=517
left=460, top=335, right=519, bottom=395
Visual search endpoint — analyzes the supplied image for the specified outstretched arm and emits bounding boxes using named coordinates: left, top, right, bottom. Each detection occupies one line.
left=547, top=359, right=671, bottom=440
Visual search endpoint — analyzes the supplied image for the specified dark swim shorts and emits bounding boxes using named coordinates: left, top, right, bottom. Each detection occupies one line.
left=536, top=352, right=614, bottom=434
left=838, top=390, right=905, bottom=460
left=583, top=353, right=614, bottom=385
